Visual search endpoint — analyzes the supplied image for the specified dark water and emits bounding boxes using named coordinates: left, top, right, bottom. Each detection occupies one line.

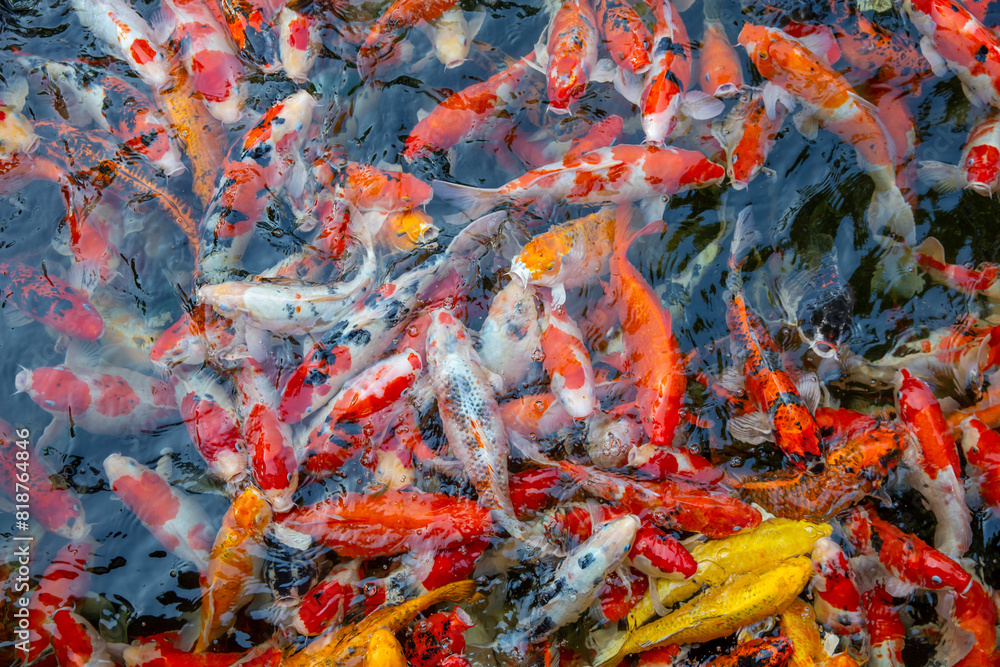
left=1, top=0, right=999, bottom=664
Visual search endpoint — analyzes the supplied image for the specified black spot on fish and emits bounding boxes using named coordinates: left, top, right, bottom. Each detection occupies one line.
left=304, top=368, right=328, bottom=387
left=976, top=45, right=989, bottom=63
left=344, top=327, right=372, bottom=346
left=578, top=552, right=595, bottom=569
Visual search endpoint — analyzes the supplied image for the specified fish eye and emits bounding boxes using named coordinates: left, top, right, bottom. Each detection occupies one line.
left=758, top=51, right=768, bottom=60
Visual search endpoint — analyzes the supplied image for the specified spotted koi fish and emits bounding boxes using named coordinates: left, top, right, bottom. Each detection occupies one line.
left=434, top=144, right=724, bottom=220
left=23, top=540, right=94, bottom=663
left=0, top=261, right=104, bottom=340
left=15, top=363, right=177, bottom=435
left=739, top=24, right=915, bottom=244
left=198, top=90, right=316, bottom=280
left=219, top=0, right=282, bottom=73
left=404, top=607, right=475, bottom=667
left=176, top=374, right=248, bottom=483
left=725, top=207, right=822, bottom=466
left=161, top=0, right=249, bottom=123
left=595, top=0, right=651, bottom=75
left=357, top=0, right=459, bottom=80
left=278, top=3, right=321, bottom=82
left=545, top=0, right=601, bottom=114
left=68, top=0, right=172, bottom=91
left=104, top=453, right=214, bottom=573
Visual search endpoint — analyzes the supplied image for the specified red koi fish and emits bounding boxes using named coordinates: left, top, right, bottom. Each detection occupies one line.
left=437, top=144, right=724, bottom=232
left=219, top=0, right=282, bottom=73
left=123, top=639, right=282, bottom=667
left=403, top=53, right=538, bottom=161
left=51, top=608, right=116, bottom=667
left=903, top=0, right=1000, bottom=108
left=739, top=24, right=915, bottom=244
left=608, top=205, right=686, bottom=447
left=715, top=88, right=787, bottom=189
left=284, top=559, right=362, bottom=636
left=845, top=506, right=971, bottom=595
left=545, top=0, right=600, bottom=114
left=278, top=3, right=321, bottom=82
left=161, top=0, right=248, bottom=123
left=24, top=540, right=94, bottom=663
left=809, top=537, right=867, bottom=659
left=725, top=208, right=822, bottom=466
left=69, top=0, right=172, bottom=91
left=862, top=585, right=905, bottom=667
left=0, top=261, right=104, bottom=340
left=176, top=374, right=248, bottom=483
left=0, top=419, right=88, bottom=540
left=958, top=417, right=1000, bottom=516
left=235, top=358, right=299, bottom=512
left=403, top=607, right=475, bottom=667
left=896, top=369, right=971, bottom=558
left=937, top=579, right=1000, bottom=667
left=198, top=90, right=316, bottom=279
left=357, top=0, right=458, bottom=79
left=920, top=107, right=1000, bottom=197
left=912, top=236, right=1000, bottom=301
left=104, top=453, right=214, bottom=573
left=540, top=296, right=597, bottom=420
left=595, top=0, right=651, bottom=75
left=16, top=364, right=177, bottom=435
left=280, top=490, right=492, bottom=558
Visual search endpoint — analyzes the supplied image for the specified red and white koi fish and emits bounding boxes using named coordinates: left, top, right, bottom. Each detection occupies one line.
left=0, top=261, right=104, bottom=340
left=912, top=236, right=1000, bottom=301
left=30, top=59, right=185, bottom=175
left=404, top=607, right=475, bottom=667
left=958, top=417, right=1000, bottom=516
left=313, top=348, right=422, bottom=425
left=920, top=107, right=1000, bottom=197
left=403, top=53, right=538, bottom=161
left=278, top=3, right=321, bottom=82
left=0, top=79, right=37, bottom=155
left=198, top=90, right=316, bottom=279
left=161, top=0, right=248, bottom=123
left=235, top=358, right=299, bottom=512
left=627, top=442, right=722, bottom=484
left=357, top=0, right=459, bottom=79
left=595, top=0, right=651, bottom=75
left=739, top=24, right=915, bottom=244
left=283, top=559, right=362, bottom=636
left=636, top=0, right=723, bottom=145
left=540, top=295, right=597, bottom=419
left=698, top=7, right=743, bottom=98
left=935, top=579, right=1000, bottom=667
left=509, top=207, right=615, bottom=306
left=903, top=0, right=1000, bottom=108
left=176, top=374, right=247, bottom=483
left=544, top=0, right=601, bottom=114
left=713, top=88, right=786, bottom=189
left=477, top=280, right=543, bottom=392
left=809, top=537, right=867, bottom=660
left=195, top=486, right=273, bottom=651
left=24, top=540, right=94, bottom=663
left=51, top=608, right=115, bottom=667
left=68, top=0, right=172, bottom=91
left=0, top=418, right=88, bottom=539
left=279, top=490, right=491, bottom=558
left=862, top=585, right=905, bottom=667
left=15, top=364, right=177, bottom=435
left=149, top=304, right=237, bottom=372
left=896, top=369, right=972, bottom=558
left=845, top=506, right=972, bottom=596
left=104, top=453, right=214, bottom=573
left=218, top=0, right=282, bottom=73
left=433, top=144, right=725, bottom=220
left=608, top=205, right=687, bottom=448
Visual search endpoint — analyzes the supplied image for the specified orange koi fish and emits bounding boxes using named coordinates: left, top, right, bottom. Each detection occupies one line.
left=698, top=1, right=743, bottom=98
left=608, top=204, right=685, bottom=447
left=701, top=637, right=793, bottom=667
left=739, top=24, right=915, bottom=244
left=23, top=540, right=94, bottom=663
left=595, top=0, right=652, bottom=75
left=357, top=0, right=459, bottom=79
left=725, top=207, right=822, bottom=466
left=715, top=88, right=787, bottom=189
left=545, top=0, right=601, bottom=114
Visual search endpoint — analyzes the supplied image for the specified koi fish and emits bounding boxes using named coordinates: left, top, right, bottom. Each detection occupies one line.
left=403, top=607, right=475, bottom=667
left=739, top=24, right=915, bottom=244
left=15, top=363, right=177, bottom=435
left=935, top=579, right=1000, bottom=667
left=725, top=208, right=822, bottom=465
left=920, top=108, right=1000, bottom=197
left=278, top=3, right=321, bottom=82
left=780, top=598, right=829, bottom=667
left=595, top=0, right=651, bottom=75
left=596, top=557, right=812, bottom=666
left=195, top=486, right=272, bottom=651
left=68, top=0, right=172, bottom=91
left=862, top=585, right=905, bottom=667
left=218, top=0, right=282, bottom=73
left=903, top=0, right=1000, bottom=108
left=0, top=79, right=38, bottom=155
left=698, top=2, right=743, bottom=98
left=544, top=0, right=601, bottom=114
left=357, top=0, right=459, bottom=80
left=161, top=0, right=249, bottom=123
left=176, top=374, right=248, bottom=483
left=283, top=560, right=362, bottom=636
left=539, top=295, right=598, bottom=419
left=809, top=537, right=867, bottom=659
left=123, top=639, right=282, bottom=666
left=701, top=637, right=794, bottom=667
left=0, top=261, right=104, bottom=340
left=496, top=515, right=640, bottom=660
left=913, top=236, right=1000, bottom=301
left=958, top=417, right=1000, bottom=516
left=104, top=453, right=214, bottom=573
left=51, top=608, right=116, bottom=667
left=23, top=540, right=94, bottom=663
left=432, top=144, right=725, bottom=220
left=714, top=89, right=786, bottom=189
left=477, top=279, right=543, bottom=392
left=325, top=162, right=433, bottom=215
left=425, top=6, right=484, bottom=70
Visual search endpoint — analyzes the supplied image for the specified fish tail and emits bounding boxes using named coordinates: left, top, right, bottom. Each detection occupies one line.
left=432, top=180, right=504, bottom=220
left=591, top=630, right=628, bottom=667
left=613, top=204, right=666, bottom=255
left=867, top=185, right=915, bottom=245
left=426, top=578, right=478, bottom=605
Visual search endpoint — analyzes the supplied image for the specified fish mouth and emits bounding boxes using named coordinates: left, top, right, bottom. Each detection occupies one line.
left=966, top=182, right=995, bottom=198
left=810, top=339, right=839, bottom=359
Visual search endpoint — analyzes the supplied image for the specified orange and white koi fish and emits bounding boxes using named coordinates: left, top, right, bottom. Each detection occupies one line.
left=235, top=358, right=299, bottom=512
left=51, top=608, right=116, bottom=667
left=920, top=108, right=1000, bottom=197
left=544, top=0, right=601, bottom=114
left=161, top=0, right=248, bottom=123
left=278, top=3, right=321, bottom=82
left=698, top=2, right=743, bottom=98
left=357, top=0, right=458, bottom=80
left=862, top=585, right=905, bottom=667
left=540, top=294, right=597, bottom=419
left=176, top=374, right=248, bottom=483
left=69, top=0, right=172, bottom=91
left=324, top=162, right=434, bottom=215
left=0, top=261, right=104, bottom=340
left=23, top=540, right=94, bottom=663
left=609, top=205, right=686, bottom=447
left=477, top=280, right=543, bottom=392
left=0, top=79, right=38, bottom=155
left=595, top=0, right=651, bottom=75
left=739, top=24, right=915, bottom=244
left=196, top=486, right=272, bottom=652
left=903, top=0, right=1000, bottom=109
left=433, top=144, right=725, bottom=220
left=958, top=417, right=1000, bottom=516
left=218, top=0, right=282, bottom=74
left=15, top=364, right=177, bottom=435
left=896, top=369, right=972, bottom=558
left=725, top=208, right=822, bottom=466
left=104, top=453, right=214, bottom=573
left=313, top=348, right=422, bottom=425
left=714, top=88, right=787, bottom=189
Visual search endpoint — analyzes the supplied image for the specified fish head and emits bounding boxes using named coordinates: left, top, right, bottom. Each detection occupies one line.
left=513, top=229, right=572, bottom=284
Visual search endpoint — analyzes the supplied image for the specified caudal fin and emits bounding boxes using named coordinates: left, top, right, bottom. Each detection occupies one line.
left=867, top=185, right=915, bottom=245
left=432, top=180, right=504, bottom=220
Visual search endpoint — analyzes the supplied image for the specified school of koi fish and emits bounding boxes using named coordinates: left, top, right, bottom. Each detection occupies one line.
left=3, top=0, right=1000, bottom=664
